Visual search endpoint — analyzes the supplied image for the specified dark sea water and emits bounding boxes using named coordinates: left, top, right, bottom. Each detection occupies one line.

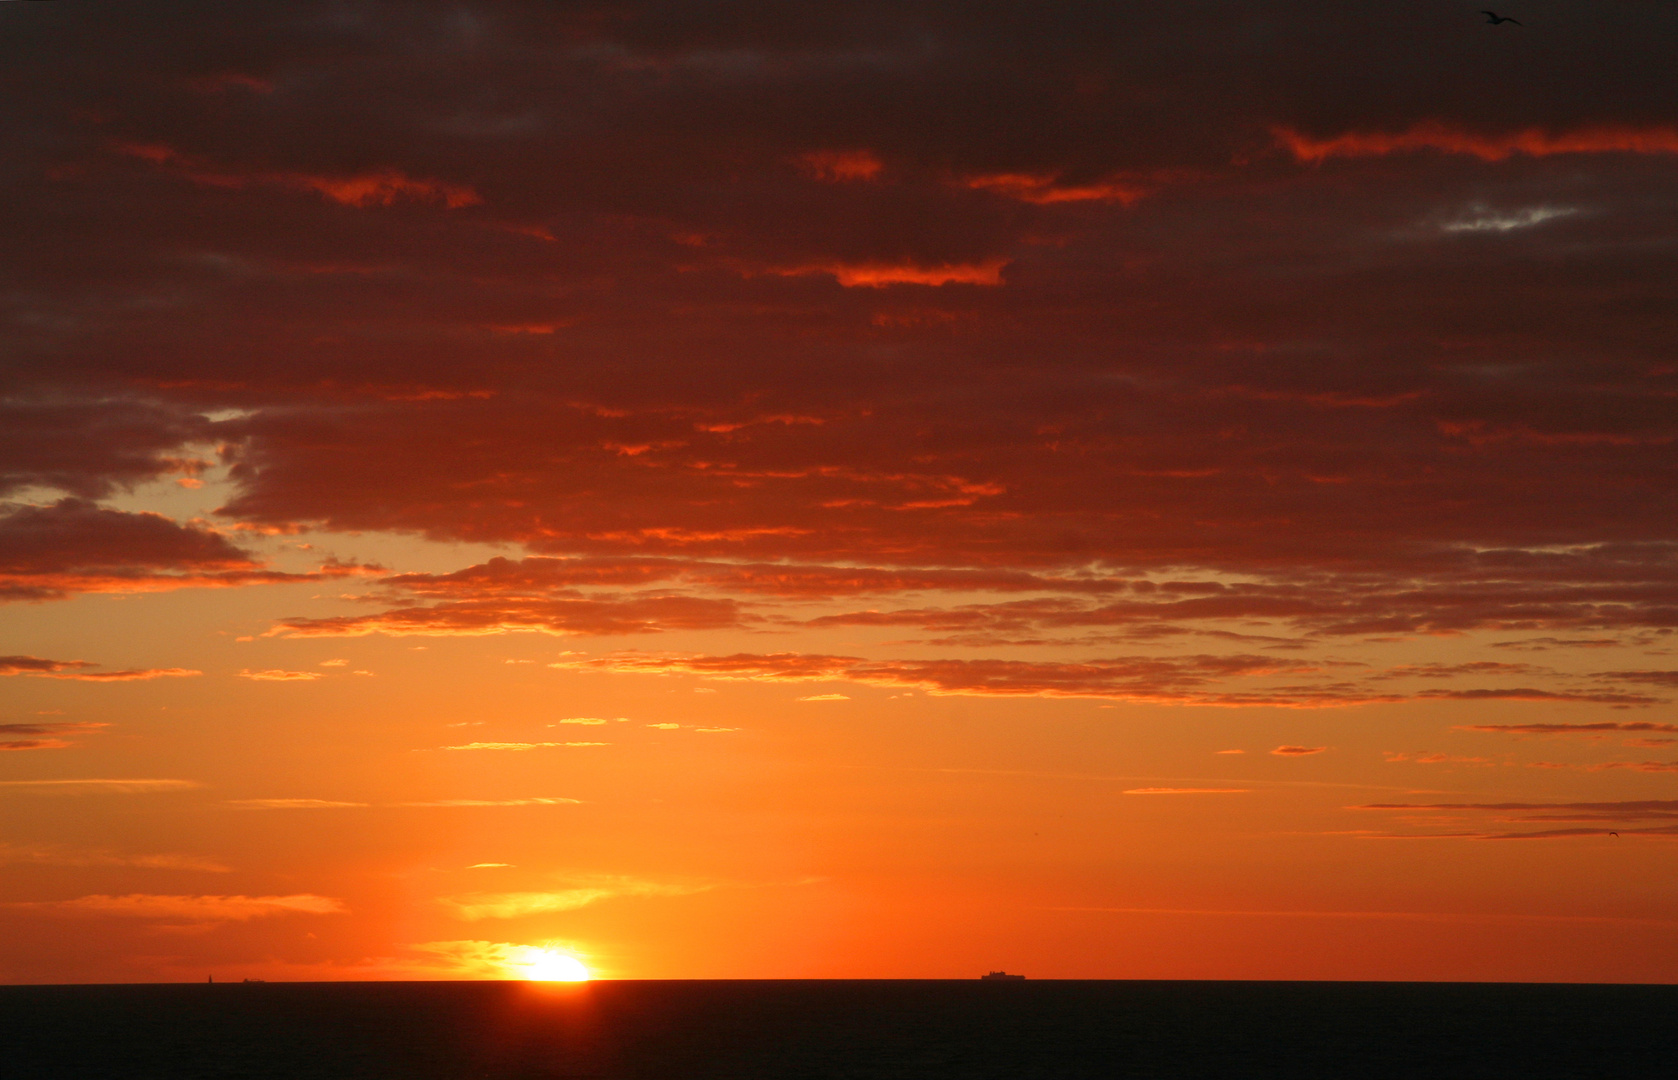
left=3, top=980, right=1674, bottom=1080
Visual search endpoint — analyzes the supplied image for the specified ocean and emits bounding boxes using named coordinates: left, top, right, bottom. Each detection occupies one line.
left=2, top=979, right=1673, bottom=1079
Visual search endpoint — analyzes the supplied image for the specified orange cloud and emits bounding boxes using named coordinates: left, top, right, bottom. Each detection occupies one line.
left=1382, top=751, right=1494, bottom=766
left=1270, top=745, right=1327, bottom=755
left=440, top=878, right=715, bottom=920
left=1274, top=123, right=1678, bottom=163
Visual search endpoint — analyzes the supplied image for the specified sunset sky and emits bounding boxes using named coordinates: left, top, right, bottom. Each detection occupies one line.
left=3, top=0, right=1678, bottom=984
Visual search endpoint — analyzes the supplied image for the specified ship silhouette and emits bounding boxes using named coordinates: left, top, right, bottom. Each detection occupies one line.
left=981, top=971, right=1025, bottom=981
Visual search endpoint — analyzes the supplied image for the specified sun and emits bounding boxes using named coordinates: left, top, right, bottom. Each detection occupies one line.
left=521, top=948, right=591, bottom=982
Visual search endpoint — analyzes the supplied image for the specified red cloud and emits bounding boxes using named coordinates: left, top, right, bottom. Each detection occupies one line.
left=377, top=555, right=1130, bottom=599
left=272, top=594, right=746, bottom=638
left=8, top=0, right=1678, bottom=772
left=961, top=172, right=1151, bottom=205
left=768, top=259, right=1010, bottom=287
left=795, top=150, right=883, bottom=182
left=549, top=650, right=1573, bottom=709
left=116, top=142, right=481, bottom=208
left=1274, top=124, right=1678, bottom=163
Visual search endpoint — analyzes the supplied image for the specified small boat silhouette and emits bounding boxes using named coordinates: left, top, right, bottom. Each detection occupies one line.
left=981, top=971, right=1025, bottom=981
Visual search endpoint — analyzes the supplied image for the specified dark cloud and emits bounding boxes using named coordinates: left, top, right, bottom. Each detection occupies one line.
left=1593, top=670, right=1678, bottom=687
left=0, top=656, right=199, bottom=682
left=2, top=1, right=1677, bottom=699
left=0, top=401, right=212, bottom=499
left=1458, top=721, right=1678, bottom=735
left=0, top=498, right=368, bottom=601
left=1352, top=799, right=1678, bottom=839
left=0, top=722, right=107, bottom=750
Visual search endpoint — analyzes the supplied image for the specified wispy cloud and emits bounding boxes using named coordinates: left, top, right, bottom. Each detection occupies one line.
left=0, top=721, right=108, bottom=752
left=0, top=778, right=198, bottom=794
left=440, top=877, right=716, bottom=920
left=1049, top=905, right=1678, bottom=926
left=551, top=651, right=1659, bottom=710
left=1274, top=123, right=1678, bottom=163
left=1460, top=721, right=1678, bottom=736
left=1440, top=205, right=1577, bottom=233
left=117, top=142, right=481, bottom=208
left=10, top=893, right=346, bottom=921
left=1351, top=799, right=1678, bottom=840
left=394, top=797, right=582, bottom=807
left=227, top=798, right=371, bottom=809
left=237, top=669, right=325, bottom=681
left=1123, top=787, right=1249, bottom=794
left=0, top=655, right=200, bottom=681
left=438, top=741, right=608, bottom=751
left=0, top=843, right=229, bottom=872
left=230, top=796, right=581, bottom=808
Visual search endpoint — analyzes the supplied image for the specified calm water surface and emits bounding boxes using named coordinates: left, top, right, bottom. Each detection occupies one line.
left=3, top=980, right=1674, bottom=1079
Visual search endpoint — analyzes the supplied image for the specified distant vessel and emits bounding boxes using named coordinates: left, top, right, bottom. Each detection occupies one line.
left=242, top=978, right=266, bottom=983
left=981, top=971, right=1025, bottom=981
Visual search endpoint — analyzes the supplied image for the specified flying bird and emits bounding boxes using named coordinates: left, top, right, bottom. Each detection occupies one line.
left=1481, top=11, right=1523, bottom=25
left=1609, top=831, right=1619, bottom=838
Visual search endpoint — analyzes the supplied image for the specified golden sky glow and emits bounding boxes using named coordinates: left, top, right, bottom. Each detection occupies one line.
left=2, top=0, right=1678, bottom=984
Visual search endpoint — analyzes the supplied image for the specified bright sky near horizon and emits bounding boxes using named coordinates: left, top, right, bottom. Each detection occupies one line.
left=2, top=0, right=1677, bottom=984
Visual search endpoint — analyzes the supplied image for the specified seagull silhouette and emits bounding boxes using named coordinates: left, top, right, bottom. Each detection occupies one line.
left=1609, top=831, right=1619, bottom=838
left=1481, top=11, right=1523, bottom=25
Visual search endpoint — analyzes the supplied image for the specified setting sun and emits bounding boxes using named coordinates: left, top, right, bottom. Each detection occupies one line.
left=519, top=949, right=591, bottom=982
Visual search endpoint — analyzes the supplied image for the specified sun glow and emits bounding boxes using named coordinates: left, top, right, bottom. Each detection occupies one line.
left=516, top=947, right=591, bottom=982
